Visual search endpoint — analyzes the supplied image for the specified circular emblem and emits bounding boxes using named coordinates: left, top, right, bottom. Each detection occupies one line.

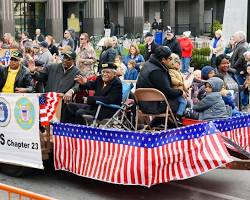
left=14, top=97, right=35, bottom=130
left=0, top=97, right=11, bottom=127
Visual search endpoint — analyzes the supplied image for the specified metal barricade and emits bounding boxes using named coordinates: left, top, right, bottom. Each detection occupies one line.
left=0, top=183, right=56, bottom=200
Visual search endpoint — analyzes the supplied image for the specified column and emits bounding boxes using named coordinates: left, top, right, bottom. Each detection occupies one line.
left=124, top=0, right=144, bottom=35
left=82, top=0, right=104, bottom=36
left=0, top=0, right=15, bottom=36
left=46, top=0, right=63, bottom=42
left=198, top=0, right=204, bottom=36
left=247, top=0, right=250, bottom=42
left=223, top=0, right=248, bottom=45
left=169, top=0, right=176, bottom=29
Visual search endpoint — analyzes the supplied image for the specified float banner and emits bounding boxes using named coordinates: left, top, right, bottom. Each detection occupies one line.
left=0, top=93, right=43, bottom=169
left=52, top=122, right=231, bottom=187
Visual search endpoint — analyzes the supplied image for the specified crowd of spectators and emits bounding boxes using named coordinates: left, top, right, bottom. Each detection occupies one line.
left=0, top=28, right=249, bottom=128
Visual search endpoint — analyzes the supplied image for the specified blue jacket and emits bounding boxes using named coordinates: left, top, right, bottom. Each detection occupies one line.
left=123, top=54, right=145, bottom=71
left=124, top=68, right=138, bottom=80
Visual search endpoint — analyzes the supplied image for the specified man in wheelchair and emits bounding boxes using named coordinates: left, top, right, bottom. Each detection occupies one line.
left=61, top=63, right=122, bottom=125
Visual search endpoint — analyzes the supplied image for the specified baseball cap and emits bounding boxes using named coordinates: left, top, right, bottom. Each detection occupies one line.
left=154, top=46, right=172, bottom=60
left=11, top=50, right=22, bottom=60
left=101, top=62, right=118, bottom=70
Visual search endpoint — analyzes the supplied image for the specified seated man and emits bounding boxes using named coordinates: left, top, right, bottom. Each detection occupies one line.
left=0, top=50, right=33, bottom=93
left=61, top=63, right=122, bottom=125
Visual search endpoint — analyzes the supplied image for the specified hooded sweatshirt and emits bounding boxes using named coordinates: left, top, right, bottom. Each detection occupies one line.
left=193, top=77, right=231, bottom=120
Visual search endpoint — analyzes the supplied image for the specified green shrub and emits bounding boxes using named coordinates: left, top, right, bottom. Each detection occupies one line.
left=199, top=47, right=211, bottom=56
left=191, top=47, right=211, bottom=69
left=138, top=43, right=146, bottom=56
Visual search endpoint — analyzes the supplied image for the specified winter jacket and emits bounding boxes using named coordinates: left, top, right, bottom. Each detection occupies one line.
left=178, top=37, right=193, bottom=58
left=136, top=54, right=183, bottom=114
left=31, top=63, right=80, bottom=93
left=163, top=37, right=182, bottom=57
left=230, top=40, right=249, bottom=73
left=193, top=77, right=230, bottom=120
left=80, top=76, right=122, bottom=120
left=124, top=68, right=138, bottom=80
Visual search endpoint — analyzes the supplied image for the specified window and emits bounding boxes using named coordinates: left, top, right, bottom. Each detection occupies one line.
left=14, top=2, right=46, bottom=39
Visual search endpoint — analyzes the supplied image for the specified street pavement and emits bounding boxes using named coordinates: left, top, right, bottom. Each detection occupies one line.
left=0, top=164, right=250, bottom=200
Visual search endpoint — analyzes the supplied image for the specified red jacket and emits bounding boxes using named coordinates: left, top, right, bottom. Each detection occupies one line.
left=178, top=37, right=193, bottom=58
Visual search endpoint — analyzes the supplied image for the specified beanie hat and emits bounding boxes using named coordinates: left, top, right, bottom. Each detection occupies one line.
left=154, top=46, right=172, bottom=60
left=183, top=31, right=191, bottom=37
left=201, top=65, right=215, bottom=80
left=167, top=53, right=181, bottom=69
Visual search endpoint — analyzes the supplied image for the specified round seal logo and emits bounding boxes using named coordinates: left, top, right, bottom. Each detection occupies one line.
left=14, top=97, right=35, bottom=130
left=0, top=97, right=11, bottom=127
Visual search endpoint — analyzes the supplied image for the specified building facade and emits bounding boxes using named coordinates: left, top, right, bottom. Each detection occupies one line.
left=0, top=0, right=225, bottom=41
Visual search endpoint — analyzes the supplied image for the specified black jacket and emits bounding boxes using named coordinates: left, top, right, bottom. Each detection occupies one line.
left=163, top=37, right=182, bottom=57
left=136, top=55, right=183, bottom=114
left=80, top=76, right=122, bottom=120
left=0, top=65, right=33, bottom=93
left=98, top=47, right=117, bottom=72
left=31, top=63, right=80, bottom=93
left=230, top=40, right=249, bottom=73
left=48, top=44, right=59, bottom=56
left=144, top=41, right=159, bottom=61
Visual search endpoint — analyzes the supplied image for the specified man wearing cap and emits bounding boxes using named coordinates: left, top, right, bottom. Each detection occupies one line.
left=144, top=32, right=159, bottom=61
left=28, top=50, right=80, bottom=102
left=61, top=63, right=122, bottom=125
left=0, top=50, right=33, bottom=93
left=163, top=31, right=182, bottom=57
left=136, top=46, right=184, bottom=127
left=36, top=41, right=53, bottom=67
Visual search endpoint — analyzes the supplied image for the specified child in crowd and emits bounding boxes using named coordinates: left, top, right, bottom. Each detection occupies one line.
left=194, top=65, right=216, bottom=102
left=124, top=59, right=138, bottom=80
left=191, top=69, right=203, bottom=105
left=114, top=55, right=127, bottom=79
left=167, top=53, right=188, bottom=123
left=193, top=77, right=231, bottom=120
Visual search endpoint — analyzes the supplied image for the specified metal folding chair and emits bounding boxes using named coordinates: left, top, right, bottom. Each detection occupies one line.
left=134, top=88, right=178, bottom=131
left=85, top=81, right=135, bottom=130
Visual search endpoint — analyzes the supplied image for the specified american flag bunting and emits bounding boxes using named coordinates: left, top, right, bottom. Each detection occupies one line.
left=52, top=122, right=232, bottom=187
left=39, top=92, right=60, bottom=126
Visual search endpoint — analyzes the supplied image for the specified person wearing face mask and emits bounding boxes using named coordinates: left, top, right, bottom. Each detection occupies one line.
left=0, top=50, right=33, bottom=93
left=28, top=50, right=81, bottom=103
left=61, top=63, right=122, bottom=125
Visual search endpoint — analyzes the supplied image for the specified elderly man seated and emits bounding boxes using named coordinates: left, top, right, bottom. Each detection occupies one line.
left=0, top=50, right=33, bottom=93
left=61, top=63, right=122, bottom=125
